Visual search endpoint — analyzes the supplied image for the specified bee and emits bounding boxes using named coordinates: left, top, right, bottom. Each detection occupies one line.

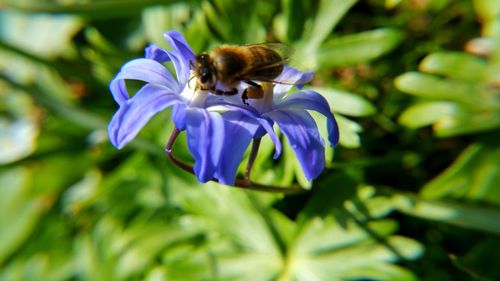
left=191, top=43, right=290, bottom=104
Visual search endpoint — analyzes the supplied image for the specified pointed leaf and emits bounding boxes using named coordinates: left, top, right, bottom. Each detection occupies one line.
left=317, top=28, right=403, bottom=67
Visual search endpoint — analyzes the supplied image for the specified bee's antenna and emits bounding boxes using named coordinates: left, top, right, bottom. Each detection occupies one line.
left=188, top=74, right=198, bottom=90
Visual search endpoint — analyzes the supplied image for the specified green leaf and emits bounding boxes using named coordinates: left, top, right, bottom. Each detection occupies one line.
left=395, top=72, right=480, bottom=107
left=393, top=193, right=500, bottom=235
left=421, top=142, right=500, bottom=205
left=0, top=168, right=45, bottom=264
left=142, top=4, right=191, bottom=48
left=419, top=52, right=488, bottom=82
left=474, top=0, right=500, bottom=23
left=0, top=253, right=74, bottom=281
left=1, top=0, right=172, bottom=17
left=168, top=185, right=287, bottom=279
left=385, top=0, right=403, bottom=9
left=289, top=217, right=422, bottom=281
left=0, top=10, right=83, bottom=59
left=310, top=86, right=377, bottom=117
left=336, top=114, right=362, bottom=148
left=305, top=0, right=358, bottom=47
left=280, top=0, right=309, bottom=43
left=398, top=101, right=462, bottom=129
left=290, top=183, right=422, bottom=280
left=202, top=0, right=266, bottom=44
left=433, top=111, right=500, bottom=137
left=0, top=88, right=39, bottom=164
left=299, top=172, right=359, bottom=223
left=317, top=28, right=404, bottom=68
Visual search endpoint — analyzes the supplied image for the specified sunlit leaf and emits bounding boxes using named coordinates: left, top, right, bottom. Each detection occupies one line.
left=280, top=0, right=309, bottom=43
left=433, top=111, right=500, bottom=137
left=0, top=86, right=39, bottom=164
left=289, top=217, right=422, bottom=281
left=142, top=4, right=192, bottom=48
left=393, top=193, right=500, bottom=235
left=310, top=86, right=377, bottom=117
left=398, top=101, right=462, bottom=129
left=0, top=168, right=45, bottom=264
left=421, top=142, right=500, bottom=205
left=336, top=114, right=362, bottom=148
left=304, top=0, right=358, bottom=47
left=1, top=0, right=171, bottom=17
left=395, top=72, right=481, bottom=107
left=0, top=10, right=83, bottom=59
left=317, top=28, right=404, bottom=68
left=419, top=52, right=488, bottom=82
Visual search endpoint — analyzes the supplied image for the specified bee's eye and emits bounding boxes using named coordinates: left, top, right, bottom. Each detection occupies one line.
left=201, top=70, right=210, bottom=83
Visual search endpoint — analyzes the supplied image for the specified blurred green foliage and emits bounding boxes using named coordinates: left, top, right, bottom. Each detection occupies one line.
left=1, top=0, right=500, bottom=280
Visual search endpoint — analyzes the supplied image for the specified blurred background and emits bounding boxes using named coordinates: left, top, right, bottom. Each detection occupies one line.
left=1, top=0, right=500, bottom=280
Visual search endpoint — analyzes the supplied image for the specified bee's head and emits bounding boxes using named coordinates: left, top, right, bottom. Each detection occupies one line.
left=193, top=53, right=216, bottom=89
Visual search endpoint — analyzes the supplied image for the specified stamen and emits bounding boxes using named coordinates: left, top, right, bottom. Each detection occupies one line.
left=181, top=73, right=209, bottom=108
left=251, top=82, right=275, bottom=112
left=187, top=74, right=198, bottom=90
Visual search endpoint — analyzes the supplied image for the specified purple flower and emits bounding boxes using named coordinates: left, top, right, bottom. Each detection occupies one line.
left=108, top=30, right=339, bottom=187
left=108, top=31, right=280, bottom=183
left=216, top=67, right=339, bottom=185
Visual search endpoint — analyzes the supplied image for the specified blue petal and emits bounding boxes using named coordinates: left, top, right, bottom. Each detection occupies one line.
left=164, top=30, right=196, bottom=86
left=172, top=104, right=187, bottom=130
left=274, top=66, right=314, bottom=93
left=110, top=58, right=179, bottom=105
left=108, top=84, right=184, bottom=149
left=215, top=111, right=261, bottom=185
left=255, top=116, right=282, bottom=159
left=265, top=109, right=326, bottom=181
left=145, top=44, right=170, bottom=62
left=208, top=102, right=282, bottom=159
left=275, top=90, right=339, bottom=147
left=184, top=108, right=225, bottom=183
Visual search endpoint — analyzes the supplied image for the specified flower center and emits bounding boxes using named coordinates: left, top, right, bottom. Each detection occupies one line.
left=180, top=73, right=209, bottom=108
left=250, top=82, right=275, bottom=113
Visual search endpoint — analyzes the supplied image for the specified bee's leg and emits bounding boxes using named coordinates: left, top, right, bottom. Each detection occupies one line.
left=242, top=80, right=264, bottom=105
left=244, top=80, right=262, bottom=90
left=213, top=88, right=238, bottom=96
left=242, top=89, right=250, bottom=105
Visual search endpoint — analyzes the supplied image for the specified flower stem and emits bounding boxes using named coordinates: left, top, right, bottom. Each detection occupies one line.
left=244, top=138, right=261, bottom=181
left=165, top=128, right=305, bottom=194
left=165, top=128, right=194, bottom=174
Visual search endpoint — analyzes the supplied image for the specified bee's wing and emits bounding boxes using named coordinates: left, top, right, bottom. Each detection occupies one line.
left=244, top=42, right=295, bottom=63
left=242, top=64, right=313, bottom=86
left=238, top=43, right=309, bottom=85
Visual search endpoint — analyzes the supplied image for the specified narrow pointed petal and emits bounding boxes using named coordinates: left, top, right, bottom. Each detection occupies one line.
left=110, top=58, right=179, bottom=104
left=145, top=44, right=170, bottom=62
left=265, top=109, right=326, bottom=181
left=274, top=66, right=314, bottom=93
left=255, top=116, right=282, bottom=159
left=172, top=104, right=188, bottom=130
left=208, top=103, right=282, bottom=158
left=275, top=90, right=339, bottom=147
left=215, top=111, right=261, bottom=185
left=108, top=84, right=183, bottom=149
left=184, top=108, right=225, bottom=183
left=163, top=30, right=195, bottom=86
